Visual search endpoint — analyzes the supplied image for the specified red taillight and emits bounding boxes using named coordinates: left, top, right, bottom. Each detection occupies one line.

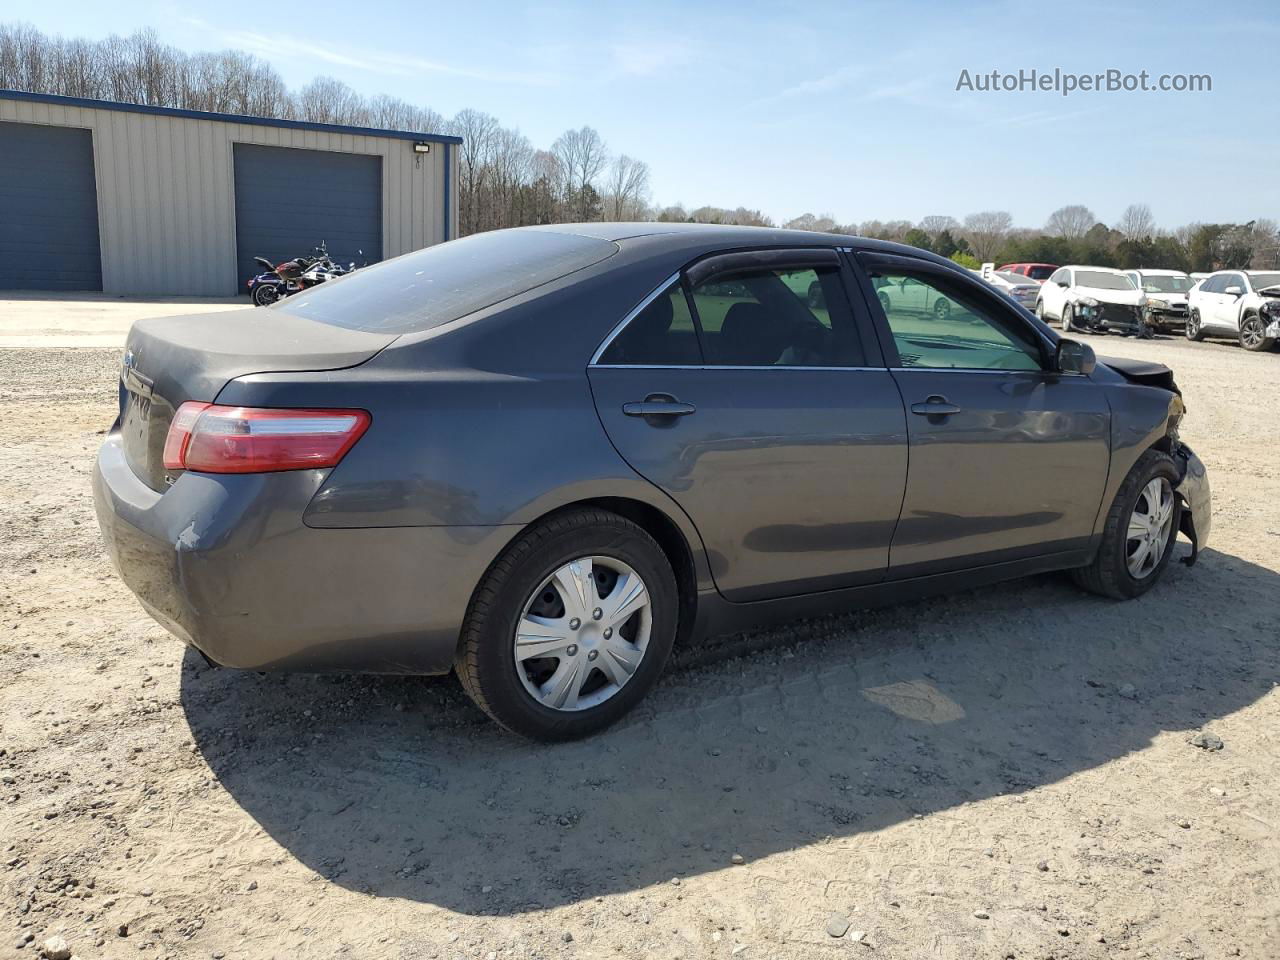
left=162, top=403, right=371, bottom=474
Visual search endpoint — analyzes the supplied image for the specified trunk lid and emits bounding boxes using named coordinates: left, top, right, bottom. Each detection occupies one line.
left=117, top=307, right=395, bottom=491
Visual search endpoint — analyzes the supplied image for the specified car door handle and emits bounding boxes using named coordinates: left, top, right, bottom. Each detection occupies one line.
left=622, top=395, right=697, bottom=418
left=910, top=396, right=962, bottom=416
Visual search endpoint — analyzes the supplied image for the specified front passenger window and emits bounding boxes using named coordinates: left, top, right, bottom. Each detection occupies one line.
left=873, top=270, right=1044, bottom=371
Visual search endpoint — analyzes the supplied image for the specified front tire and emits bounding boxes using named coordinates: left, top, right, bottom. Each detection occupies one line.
left=1061, top=303, right=1075, bottom=332
left=1238, top=313, right=1274, bottom=352
left=1185, top=309, right=1205, bottom=341
left=455, top=508, right=678, bottom=740
left=1072, top=450, right=1182, bottom=600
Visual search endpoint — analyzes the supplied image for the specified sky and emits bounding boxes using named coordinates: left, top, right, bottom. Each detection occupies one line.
left=15, top=0, right=1280, bottom=229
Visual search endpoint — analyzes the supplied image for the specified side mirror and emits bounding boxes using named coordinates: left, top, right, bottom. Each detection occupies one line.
left=1055, top=338, right=1096, bottom=375
left=1056, top=279, right=1069, bottom=288
left=1224, top=285, right=1243, bottom=297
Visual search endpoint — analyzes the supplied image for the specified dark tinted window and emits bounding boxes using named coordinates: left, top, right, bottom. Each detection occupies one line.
left=688, top=265, right=864, bottom=367
left=872, top=268, right=1043, bottom=371
left=1027, top=265, right=1055, bottom=281
left=277, top=230, right=617, bottom=334
left=597, top=280, right=702, bottom=365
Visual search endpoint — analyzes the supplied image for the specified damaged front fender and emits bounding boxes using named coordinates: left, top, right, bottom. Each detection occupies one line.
left=1173, top=442, right=1211, bottom=566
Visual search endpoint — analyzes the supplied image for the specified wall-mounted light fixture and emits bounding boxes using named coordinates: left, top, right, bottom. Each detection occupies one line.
left=413, top=141, right=431, bottom=154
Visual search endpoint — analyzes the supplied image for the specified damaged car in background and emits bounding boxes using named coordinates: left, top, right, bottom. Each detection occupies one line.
left=93, top=224, right=1211, bottom=740
left=1036, top=265, right=1152, bottom=337
left=1126, top=269, right=1196, bottom=334
left=1186, top=269, right=1280, bottom=351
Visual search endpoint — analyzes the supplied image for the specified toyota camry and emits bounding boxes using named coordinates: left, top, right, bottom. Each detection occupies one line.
left=93, top=223, right=1212, bottom=740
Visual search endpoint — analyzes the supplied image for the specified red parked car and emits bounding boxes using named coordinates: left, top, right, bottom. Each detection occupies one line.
left=999, top=263, right=1058, bottom=283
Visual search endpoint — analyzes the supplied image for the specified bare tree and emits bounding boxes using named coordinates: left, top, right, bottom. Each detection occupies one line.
left=450, top=109, right=499, bottom=235
left=919, top=215, right=959, bottom=235
left=784, top=213, right=840, bottom=233
left=1045, top=204, right=1097, bottom=239
left=963, top=210, right=1014, bottom=260
left=603, top=154, right=650, bottom=220
left=552, top=126, right=609, bottom=221
left=1116, top=203, right=1156, bottom=241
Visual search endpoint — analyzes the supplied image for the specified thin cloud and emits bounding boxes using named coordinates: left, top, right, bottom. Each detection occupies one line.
left=181, top=18, right=558, bottom=86
left=753, top=64, right=870, bottom=108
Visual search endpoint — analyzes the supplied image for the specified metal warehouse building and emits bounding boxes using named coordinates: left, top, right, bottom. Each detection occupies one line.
left=0, top=90, right=460, bottom=296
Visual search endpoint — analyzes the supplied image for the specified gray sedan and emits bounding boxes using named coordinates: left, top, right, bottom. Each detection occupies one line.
left=93, top=224, right=1211, bottom=740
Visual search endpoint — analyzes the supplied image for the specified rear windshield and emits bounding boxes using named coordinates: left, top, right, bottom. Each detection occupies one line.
left=276, top=230, right=618, bottom=333
left=1026, top=265, right=1055, bottom=281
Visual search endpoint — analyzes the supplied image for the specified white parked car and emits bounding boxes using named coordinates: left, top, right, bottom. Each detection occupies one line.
left=984, top=270, right=1041, bottom=310
left=1125, top=269, right=1196, bottom=333
left=1186, top=270, right=1280, bottom=351
left=872, top=273, right=955, bottom=319
left=1035, top=265, right=1150, bottom=337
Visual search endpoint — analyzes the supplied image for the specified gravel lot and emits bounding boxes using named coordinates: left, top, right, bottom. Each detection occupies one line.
left=1, top=300, right=1277, bottom=960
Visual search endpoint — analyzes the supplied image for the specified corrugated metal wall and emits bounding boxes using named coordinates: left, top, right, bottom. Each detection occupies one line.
left=0, top=96, right=456, bottom=296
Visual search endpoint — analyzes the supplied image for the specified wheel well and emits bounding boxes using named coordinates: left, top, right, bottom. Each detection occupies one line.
left=557, top=497, right=699, bottom=649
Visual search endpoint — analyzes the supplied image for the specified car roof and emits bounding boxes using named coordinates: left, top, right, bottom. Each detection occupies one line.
left=507, top=222, right=961, bottom=267
left=1063, top=264, right=1126, bottom=273
left=1130, top=268, right=1188, bottom=276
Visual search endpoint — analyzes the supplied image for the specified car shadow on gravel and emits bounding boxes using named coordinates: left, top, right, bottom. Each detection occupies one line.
left=181, top=546, right=1280, bottom=916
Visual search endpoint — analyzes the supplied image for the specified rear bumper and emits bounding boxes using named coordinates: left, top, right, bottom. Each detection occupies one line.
left=93, top=431, right=517, bottom=674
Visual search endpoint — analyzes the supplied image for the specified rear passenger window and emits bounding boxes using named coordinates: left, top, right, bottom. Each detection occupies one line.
left=597, top=280, right=702, bottom=365
left=688, top=266, right=864, bottom=367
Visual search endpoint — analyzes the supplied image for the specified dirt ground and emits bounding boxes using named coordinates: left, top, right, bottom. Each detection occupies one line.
left=1, top=298, right=1277, bottom=960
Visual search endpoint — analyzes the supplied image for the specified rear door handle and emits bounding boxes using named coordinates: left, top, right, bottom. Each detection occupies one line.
left=910, top=396, right=962, bottom=416
left=622, top=394, right=697, bottom=418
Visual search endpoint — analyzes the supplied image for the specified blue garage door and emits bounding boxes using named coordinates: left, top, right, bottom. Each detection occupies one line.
left=0, top=122, right=102, bottom=291
left=233, top=143, right=382, bottom=291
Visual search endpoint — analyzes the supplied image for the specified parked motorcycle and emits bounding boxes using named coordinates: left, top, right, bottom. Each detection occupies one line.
left=247, top=242, right=362, bottom=306
left=246, top=256, right=294, bottom=306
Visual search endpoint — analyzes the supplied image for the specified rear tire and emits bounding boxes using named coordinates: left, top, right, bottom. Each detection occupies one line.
left=251, top=283, right=280, bottom=307
left=455, top=508, right=678, bottom=741
left=1072, top=450, right=1182, bottom=600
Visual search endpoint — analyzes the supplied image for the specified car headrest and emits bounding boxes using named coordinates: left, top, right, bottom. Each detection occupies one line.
left=719, top=302, right=782, bottom=365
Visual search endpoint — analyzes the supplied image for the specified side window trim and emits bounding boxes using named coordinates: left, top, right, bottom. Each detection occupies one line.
left=850, top=250, right=1055, bottom=371
left=684, top=247, right=839, bottom=288
left=589, top=272, right=688, bottom=366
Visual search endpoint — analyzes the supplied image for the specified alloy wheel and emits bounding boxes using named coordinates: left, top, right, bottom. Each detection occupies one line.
left=1240, top=316, right=1264, bottom=349
left=513, top=555, right=652, bottom=711
left=1125, top=477, right=1175, bottom=579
